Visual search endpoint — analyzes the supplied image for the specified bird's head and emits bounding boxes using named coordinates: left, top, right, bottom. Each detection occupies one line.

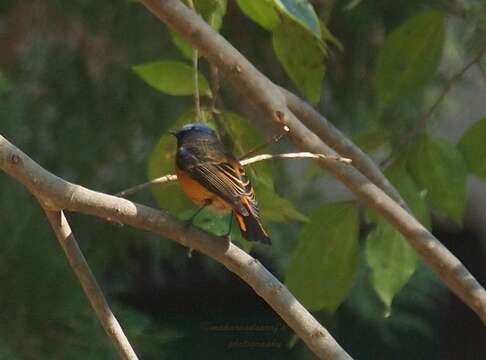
left=170, top=123, right=216, bottom=145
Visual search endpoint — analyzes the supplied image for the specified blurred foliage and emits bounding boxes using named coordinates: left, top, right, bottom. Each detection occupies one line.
left=1, top=0, right=486, bottom=359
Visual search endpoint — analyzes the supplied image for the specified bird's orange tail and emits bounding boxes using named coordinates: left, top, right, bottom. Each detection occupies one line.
left=234, top=213, right=271, bottom=245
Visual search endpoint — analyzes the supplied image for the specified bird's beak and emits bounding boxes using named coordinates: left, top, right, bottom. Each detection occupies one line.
left=168, top=130, right=177, bottom=136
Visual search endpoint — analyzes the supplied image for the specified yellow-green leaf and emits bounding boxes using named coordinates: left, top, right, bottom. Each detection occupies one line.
left=133, top=60, right=209, bottom=96
left=236, top=0, right=280, bottom=30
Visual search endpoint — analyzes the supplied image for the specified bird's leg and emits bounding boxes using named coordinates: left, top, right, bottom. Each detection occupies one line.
left=184, top=199, right=211, bottom=227
left=222, top=212, right=233, bottom=239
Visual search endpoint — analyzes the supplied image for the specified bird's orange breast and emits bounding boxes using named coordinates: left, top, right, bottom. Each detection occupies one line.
left=176, top=166, right=232, bottom=213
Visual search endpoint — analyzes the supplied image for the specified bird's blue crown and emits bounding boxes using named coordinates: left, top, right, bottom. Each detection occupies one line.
left=176, top=123, right=216, bottom=138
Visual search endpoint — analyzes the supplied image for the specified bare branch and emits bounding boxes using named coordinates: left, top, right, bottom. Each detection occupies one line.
left=0, top=135, right=352, bottom=360
left=115, top=152, right=351, bottom=198
left=240, top=152, right=352, bottom=165
left=116, top=174, right=177, bottom=197
left=42, top=208, right=138, bottom=360
left=139, top=0, right=486, bottom=326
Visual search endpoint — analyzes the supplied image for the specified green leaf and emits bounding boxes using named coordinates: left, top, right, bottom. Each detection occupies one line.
left=193, top=0, right=227, bottom=30
left=222, top=112, right=309, bottom=223
left=353, top=128, right=390, bottom=153
left=286, top=202, right=358, bottom=311
left=274, top=0, right=321, bottom=39
left=132, top=60, right=209, bottom=96
left=272, top=18, right=326, bottom=104
left=366, top=220, right=418, bottom=316
left=170, top=31, right=193, bottom=60
left=376, top=10, right=445, bottom=107
left=147, top=108, right=213, bottom=215
left=407, top=135, right=467, bottom=225
left=365, top=162, right=427, bottom=314
left=458, top=117, right=486, bottom=179
left=235, top=0, right=280, bottom=30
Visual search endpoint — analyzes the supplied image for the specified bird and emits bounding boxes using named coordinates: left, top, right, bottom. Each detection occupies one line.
left=171, top=123, right=271, bottom=245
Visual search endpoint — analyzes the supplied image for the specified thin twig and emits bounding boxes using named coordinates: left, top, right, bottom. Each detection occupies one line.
left=382, top=45, right=486, bottom=168
left=42, top=208, right=138, bottom=360
left=241, top=152, right=352, bottom=166
left=186, top=0, right=201, bottom=121
left=116, top=174, right=177, bottom=198
left=239, top=129, right=288, bottom=160
left=115, top=152, right=351, bottom=198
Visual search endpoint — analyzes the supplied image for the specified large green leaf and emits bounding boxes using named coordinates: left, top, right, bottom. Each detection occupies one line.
left=236, top=0, right=280, bottom=30
left=274, top=0, right=321, bottom=39
left=272, top=18, right=326, bottom=104
left=365, top=162, right=427, bottom=315
left=376, top=10, right=445, bottom=107
left=407, top=135, right=467, bottom=224
left=458, top=117, right=486, bottom=180
left=286, top=202, right=358, bottom=311
left=133, top=60, right=209, bottom=96
left=366, top=220, right=418, bottom=316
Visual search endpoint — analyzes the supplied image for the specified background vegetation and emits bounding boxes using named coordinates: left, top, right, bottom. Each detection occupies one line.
left=1, top=0, right=485, bottom=358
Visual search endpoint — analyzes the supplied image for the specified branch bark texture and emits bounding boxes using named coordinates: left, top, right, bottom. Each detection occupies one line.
left=139, top=0, right=486, bottom=325
left=0, top=135, right=352, bottom=360
left=43, top=209, right=138, bottom=360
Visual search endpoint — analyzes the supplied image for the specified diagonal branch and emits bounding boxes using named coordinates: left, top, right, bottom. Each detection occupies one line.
left=139, top=0, right=486, bottom=326
left=0, top=135, right=352, bottom=360
left=42, top=208, right=138, bottom=360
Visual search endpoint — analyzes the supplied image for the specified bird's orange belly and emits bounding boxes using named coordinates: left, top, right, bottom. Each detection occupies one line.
left=176, top=167, right=232, bottom=213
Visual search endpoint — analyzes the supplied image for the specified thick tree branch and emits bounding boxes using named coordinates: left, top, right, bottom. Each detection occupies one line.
left=42, top=208, right=138, bottom=360
left=139, top=0, right=486, bottom=325
left=0, top=135, right=352, bottom=360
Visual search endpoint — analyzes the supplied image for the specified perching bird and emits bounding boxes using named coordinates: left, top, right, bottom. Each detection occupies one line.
left=172, top=123, right=271, bottom=245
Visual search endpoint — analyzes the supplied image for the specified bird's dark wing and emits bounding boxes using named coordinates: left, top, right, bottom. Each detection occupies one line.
left=178, top=144, right=251, bottom=216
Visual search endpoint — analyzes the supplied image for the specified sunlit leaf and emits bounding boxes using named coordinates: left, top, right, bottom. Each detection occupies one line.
left=235, top=0, right=280, bottom=30
left=133, top=60, right=209, bottom=96
left=274, top=0, right=321, bottom=39
left=407, top=135, right=467, bottom=225
left=376, top=10, right=445, bottom=107
left=286, top=202, right=358, bottom=311
left=458, top=117, right=486, bottom=180
left=272, top=18, right=326, bottom=104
